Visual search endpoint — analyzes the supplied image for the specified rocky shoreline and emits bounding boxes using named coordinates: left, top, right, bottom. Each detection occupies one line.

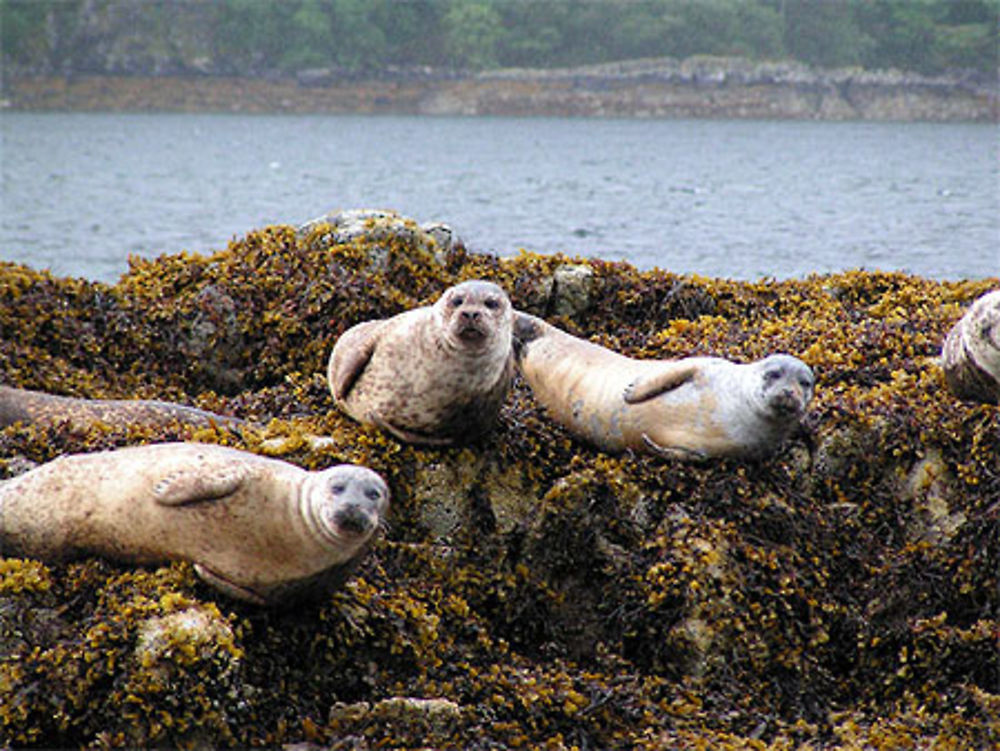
left=4, top=56, right=997, bottom=121
left=1, top=211, right=998, bottom=748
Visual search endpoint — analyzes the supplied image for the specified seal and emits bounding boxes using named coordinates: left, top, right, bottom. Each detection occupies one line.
left=328, top=280, right=515, bottom=445
left=0, top=442, right=389, bottom=605
left=514, top=313, right=814, bottom=459
left=0, top=385, right=246, bottom=433
left=941, top=289, right=1000, bottom=404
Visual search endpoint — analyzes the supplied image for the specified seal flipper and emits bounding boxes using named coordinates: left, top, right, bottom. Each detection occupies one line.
left=153, top=463, right=248, bottom=506
left=194, top=563, right=268, bottom=605
left=372, top=414, right=455, bottom=446
left=328, top=320, right=384, bottom=400
left=512, top=312, right=545, bottom=362
left=623, top=362, right=699, bottom=404
left=641, top=433, right=708, bottom=461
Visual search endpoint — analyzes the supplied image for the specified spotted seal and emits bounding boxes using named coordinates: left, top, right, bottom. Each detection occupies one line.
left=514, top=313, right=814, bottom=459
left=328, top=280, right=515, bottom=445
left=941, top=289, right=1000, bottom=404
left=0, top=442, right=389, bottom=605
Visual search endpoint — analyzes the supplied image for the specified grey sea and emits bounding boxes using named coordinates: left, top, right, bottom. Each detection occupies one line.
left=1, top=112, right=997, bottom=283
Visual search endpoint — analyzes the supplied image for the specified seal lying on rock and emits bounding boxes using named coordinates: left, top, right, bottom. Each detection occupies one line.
left=0, top=442, right=389, bottom=605
left=941, top=289, right=1000, bottom=404
left=0, top=385, right=247, bottom=433
left=514, top=313, right=814, bottom=459
left=328, top=280, right=515, bottom=445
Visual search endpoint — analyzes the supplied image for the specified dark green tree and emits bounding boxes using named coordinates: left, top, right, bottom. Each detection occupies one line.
left=442, top=0, right=504, bottom=69
left=0, top=0, right=51, bottom=65
left=779, top=0, right=875, bottom=68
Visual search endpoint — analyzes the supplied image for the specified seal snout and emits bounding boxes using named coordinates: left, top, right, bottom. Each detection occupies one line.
left=334, top=502, right=378, bottom=536
left=456, top=308, right=489, bottom=342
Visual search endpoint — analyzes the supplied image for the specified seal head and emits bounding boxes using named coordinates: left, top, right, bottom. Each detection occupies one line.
left=753, top=354, right=815, bottom=420
left=433, top=280, right=511, bottom=351
left=300, top=464, right=389, bottom=553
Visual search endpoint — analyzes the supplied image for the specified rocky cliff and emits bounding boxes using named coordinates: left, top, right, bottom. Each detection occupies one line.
left=1, top=213, right=997, bottom=748
left=5, top=55, right=997, bottom=121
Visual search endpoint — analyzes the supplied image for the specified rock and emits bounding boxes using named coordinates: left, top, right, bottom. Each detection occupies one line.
left=179, top=284, right=246, bottom=393
left=901, top=450, right=965, bottom=545
left=296, top=208, right=459, bottom=270
left=550, top=263, right=596, bottom=317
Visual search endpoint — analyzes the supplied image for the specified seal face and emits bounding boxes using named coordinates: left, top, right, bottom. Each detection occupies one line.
left=941, top=289, right=1000, bottom=404
left=0, top=443, right=389, bottom=605
left=328, top=280, right=515, bottom=445
left=514, top=313, right=814, bottom=460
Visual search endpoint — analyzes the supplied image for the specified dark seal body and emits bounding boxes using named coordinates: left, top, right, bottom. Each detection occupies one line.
left=328, top=280, right=515, bottom=445
left=0, top=385, right=245, bottom=432
left=514, top=313, right=814, bottom=459
left=0, top=442, right=389, bottom=605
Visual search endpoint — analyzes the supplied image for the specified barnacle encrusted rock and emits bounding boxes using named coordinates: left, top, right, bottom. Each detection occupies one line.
left=296, top=208, right=461, bottom=269
left=1, top=215, right=997, bottom=749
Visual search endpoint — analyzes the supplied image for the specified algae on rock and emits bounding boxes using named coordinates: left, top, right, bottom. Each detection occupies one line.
left=1, top=216, right=997, bottom=749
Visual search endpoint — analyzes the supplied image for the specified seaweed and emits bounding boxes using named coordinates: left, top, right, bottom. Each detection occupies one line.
left=1, top=213, right=997, bottom=748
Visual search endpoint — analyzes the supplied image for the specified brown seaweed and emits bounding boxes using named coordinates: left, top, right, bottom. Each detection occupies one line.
left=1, top=215, right=997, bottom=749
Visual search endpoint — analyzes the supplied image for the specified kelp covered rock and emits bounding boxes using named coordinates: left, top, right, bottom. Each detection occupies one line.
left=1, top=216, right=997, bottom=749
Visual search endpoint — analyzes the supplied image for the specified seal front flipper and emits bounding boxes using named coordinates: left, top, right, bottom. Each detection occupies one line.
left=372, top=415, right=455, bottom=446
left=624, top=363, right=699, bottom=404
left=512, top=311, right=545, bottom=360
left=641, top=433, right=708, bottom=461
left=328, top=320, right=384, bottom=400
left=153, top=463, right=248, bottom=506
left=193, top=563, right=268, bottom=605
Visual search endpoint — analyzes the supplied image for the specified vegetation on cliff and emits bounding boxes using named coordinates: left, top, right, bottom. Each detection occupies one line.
left=3, top=0, right=996, bottom=79
left=0, top=215, right=997, bottom=748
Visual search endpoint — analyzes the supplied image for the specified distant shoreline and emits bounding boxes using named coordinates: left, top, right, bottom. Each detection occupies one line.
left=4, top=58, right=997, bottom=121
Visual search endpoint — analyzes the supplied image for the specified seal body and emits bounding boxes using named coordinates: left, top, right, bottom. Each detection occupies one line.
left=0, top=385, right=245, bottom=432
left=0, top=442, right=389, bottom=605
left=328, top=280, right=515, bottom=445
left=514, top=313, right=814, bottom=459
left=941, top=289, right=1000, bottom=404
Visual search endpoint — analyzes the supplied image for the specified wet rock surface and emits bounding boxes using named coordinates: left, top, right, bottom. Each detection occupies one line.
left=1, top=215, right=997, bottom=748
left=6, top=55, right=997, bottom=121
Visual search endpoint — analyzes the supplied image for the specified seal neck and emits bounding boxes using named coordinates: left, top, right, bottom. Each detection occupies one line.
left=298, top=477, right=352, bottom=553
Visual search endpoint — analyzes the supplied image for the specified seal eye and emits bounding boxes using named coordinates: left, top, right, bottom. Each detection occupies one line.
left=484, top=297, right=500, bottom=311
left=763, top=369, right=783, bottom=383
left=365, top=487, right=382, bottom=502
left=450, top=295, right=464, bottom=307
left=331, top=483, right=346, bottom=494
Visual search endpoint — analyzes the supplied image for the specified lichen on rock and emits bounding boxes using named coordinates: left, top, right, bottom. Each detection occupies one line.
left=0, top=214, right=997, bottom=749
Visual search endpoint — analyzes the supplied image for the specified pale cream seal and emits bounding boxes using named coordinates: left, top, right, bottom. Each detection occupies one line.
left=0, top=442, right=389, bottom=605
left=514, top=313, right=814, bottom=459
